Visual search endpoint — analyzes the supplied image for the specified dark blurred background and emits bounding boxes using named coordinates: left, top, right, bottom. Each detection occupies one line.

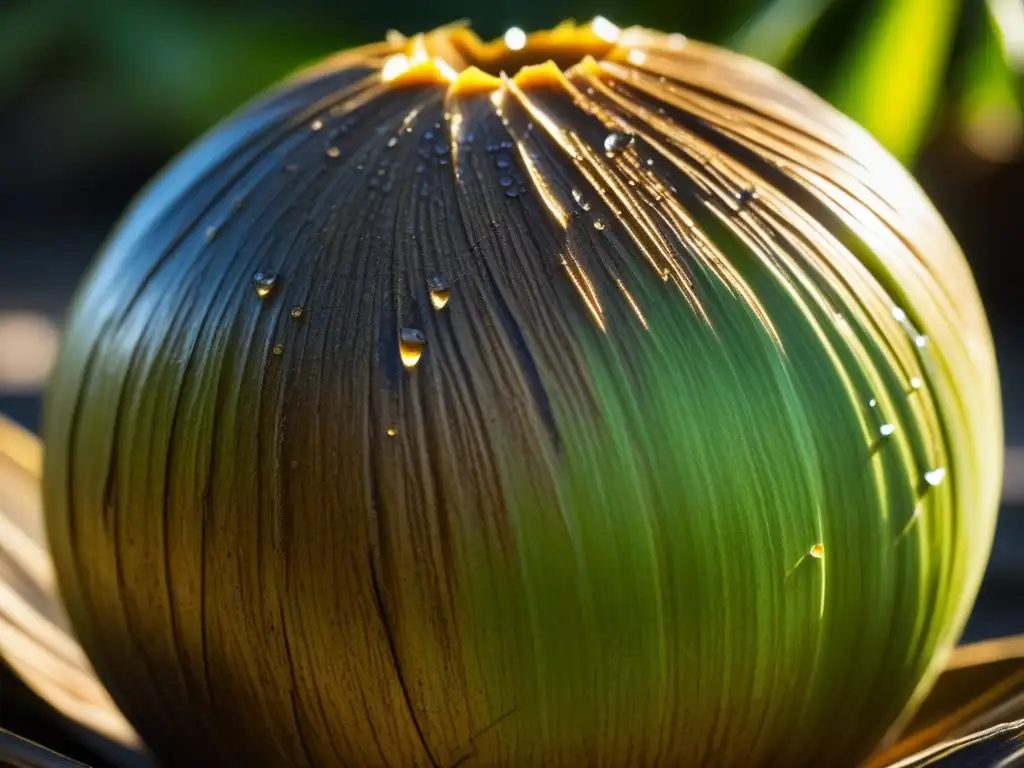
left=0, top=0, right=1021, bottom=761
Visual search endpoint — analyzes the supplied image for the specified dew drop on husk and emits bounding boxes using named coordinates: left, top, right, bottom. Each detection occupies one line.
left=571, top=189, right=591, bottom=211
left=924, top=468, right=946, bottom=487
left=272, top=343, right=284, bottom=356
left=604, top=131, right=635, bottom=157
left=399, top=327, right=426, bottom=369
left=290, top=306, right=304, bottom=320
left=428, top=277, right=450, bottom=310
left=809, top=544, right=825, bottom=559
left=310, top=119, right=324, bottom=131
left=737, top=187, right=757, bottom=208
left=594, top=220, right=606, bottom=230
left=326, top=146, right=341, bottom=158
left=879, top=423, right=895, bottom=437
left=386, top=426, right=398, bottom=437
left=253, top=272, right=278, bottom=299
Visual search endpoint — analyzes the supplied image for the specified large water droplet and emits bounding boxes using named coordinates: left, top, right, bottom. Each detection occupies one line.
left=594, top=220, right=606, bottom=230
left=311, top=119, right=324, bottom=131
left=737, top=188, right=757, bottom=208
left=290, top=306, right=304, bottom=320
left=809, top=543, right=824, bottom=559
left=204, top=226, right=218, bottom=243
left=272, top=343, right=284, bottom=356
left=253, top=272, right=278, bottom=299
left=386, top=425, right=398, bottom=437
left=499, top=176, right=513, bottom=188
left=326, top=146, right=341, bottom=158
left=604, top=131, right=635, bottom=157
left=387, top=136, right=398, bottom=148
left=879, top=423, right=896, bottom=437
left=428, top=277, right=450, bottom=310
left=910, top=377, right=922, bottom=390
left=924, top=468, right=946, bottom=487
left=399, top=327, right=426, bottom=369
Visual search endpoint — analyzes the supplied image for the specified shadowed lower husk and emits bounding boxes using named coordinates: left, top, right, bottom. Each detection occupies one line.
left=26, top=20, right=1003, bottom=767
left=3, top=414, right=1019, bottom=766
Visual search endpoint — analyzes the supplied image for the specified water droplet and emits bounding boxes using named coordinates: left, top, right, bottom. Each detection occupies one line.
left=506, top=187, right=520, bottom=198
left=737, top=187, right=757, bottom=207
left=399, top=327, right=426, bottom=369
left=428, top=277, right=450, bottom=310
left=604, top=131, right=635, bottom=157
left=272, top=343, right=284, bottom=356
left=434, top=143, right=449, bottom=156
left=423, top=130, right=435, bottom=141
left=387, top=136, right=398, bottom=148
left=253, top=272, right=278, bottom=299
left=869, top=398, right=877, bottom=408
left=809, top=543, right=824, bottom=559
left=290, top=306, right=304, bottom=320
left=386, top=425, right=398, bottom=437
left=910, top=377, right=922, bottom=390
left=646, top=158, right=655, bottom=167
left=594, top=220, right=606, bottom=230
left=924, top=468, right=946, bottom=487
left=504, top=26, right=527, bottom=50
left=879, top=423, right=896, bottom=437
left=326, top=146, right=340, bottom=158
left=914, top=335, right=928, bottom=348
left=311, top=119, right=324, bottom=131
left=892, top=306, right=907, bottom=323
left=204, top=226, right=218, bottom=243
left=232, top=196, right=246, bottom=211
left=496, top=153, right=511, bottom=169
left=499, top=176, right=513, bottom=187
left=284, top=163, right=299, bottom=173
left=661, top=268, right=670, bottom=282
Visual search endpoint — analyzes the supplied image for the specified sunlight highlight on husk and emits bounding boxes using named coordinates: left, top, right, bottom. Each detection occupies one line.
left=35, top=18, right=1001, bottom=767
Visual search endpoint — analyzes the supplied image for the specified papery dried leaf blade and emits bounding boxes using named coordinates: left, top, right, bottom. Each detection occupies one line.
left=883, top=718, right=1024, bottom=767
left=0, top=726, right=90, bottom=768
left=0, top=415, right=142, bottom=754
left=871, top=636, right=1024, bottom=766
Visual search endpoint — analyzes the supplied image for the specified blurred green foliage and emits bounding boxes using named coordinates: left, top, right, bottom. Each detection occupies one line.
left=0, top=0, right=1021, bottom=165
